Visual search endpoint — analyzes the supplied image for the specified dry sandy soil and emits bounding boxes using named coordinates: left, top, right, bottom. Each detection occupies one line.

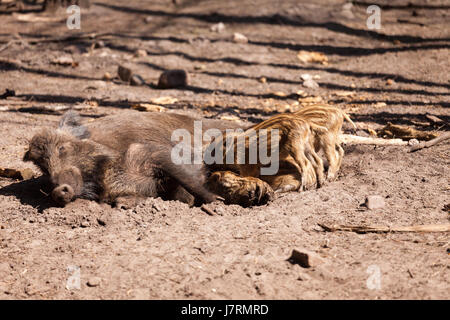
left=0, top=0, right=449, bottom=299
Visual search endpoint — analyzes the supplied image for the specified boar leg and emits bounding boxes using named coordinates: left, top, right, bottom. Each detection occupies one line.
left=126, top=143, right=217, bottom=206
left=305, top=144, right=325, bottom=188
left=288, top=146, right=317, bottom=191
left=321, top=133, right=340, bottom=181
left=335, top=143, right=345, bottom=175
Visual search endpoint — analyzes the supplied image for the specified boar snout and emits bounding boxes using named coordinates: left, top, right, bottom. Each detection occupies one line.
left=50, top=167, right=84, bottom=205
left=52, top=184, right=75, bottom=206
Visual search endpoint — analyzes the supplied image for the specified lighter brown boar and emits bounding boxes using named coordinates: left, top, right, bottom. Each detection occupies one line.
left=294, top=104, right=356, bottom=180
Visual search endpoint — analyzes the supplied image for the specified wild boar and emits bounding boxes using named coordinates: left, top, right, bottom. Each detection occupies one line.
left=295, top=104, right=356, bottom=180
left=207, top=113, right=327, bottom=192
left=23, top=111, right=242, bottom=207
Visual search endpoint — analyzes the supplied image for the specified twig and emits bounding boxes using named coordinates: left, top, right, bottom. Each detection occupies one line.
left=409, top=132, right=450, bottom=152
left=0, top=40, right=15, bottom=53
left=318, top=223, right=450, bottom=233
left=340, top=134, right=407, bottom=146
left=200, top=204, right=215, bottom=216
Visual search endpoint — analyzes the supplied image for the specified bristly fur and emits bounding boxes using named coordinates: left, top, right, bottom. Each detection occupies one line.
left=295, top=104, right=355, bottom=180
left=58, top=110, right=90, bottom=139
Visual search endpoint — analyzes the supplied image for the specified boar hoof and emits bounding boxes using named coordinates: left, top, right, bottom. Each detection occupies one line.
left=207, top=171, right=274, bottom=207
left=51, top=184, right=75, bottom=205
left=114, top=196, right=142, bottom=210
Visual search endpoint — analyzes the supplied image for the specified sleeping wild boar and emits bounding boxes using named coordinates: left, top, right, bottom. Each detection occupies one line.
left=23, top=111, right=222, bottom=208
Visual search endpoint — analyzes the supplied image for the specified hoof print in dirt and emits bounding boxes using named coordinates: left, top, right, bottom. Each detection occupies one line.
left=157, top=69, right=188, bottom=89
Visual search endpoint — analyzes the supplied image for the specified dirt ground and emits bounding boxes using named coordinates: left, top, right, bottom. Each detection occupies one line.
left=0, top=0, right=449, bottom=300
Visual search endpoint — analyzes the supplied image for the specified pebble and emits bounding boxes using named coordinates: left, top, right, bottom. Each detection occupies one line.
left=210, top=22, right=225, bottom=33
left=80, top=221, right=90, bottom=228
left=288, top=249, right=325, bottom=268
left=233, top=33, right=248, bottom=44
left=118, top=65, right=133, bottom=82
left=94, top=40, right=105, bottom=49
left=103, top=72, right=113, bottom=81
left=300, top=73, right=312, bottom=81
left=365, top=195, right=385, bottom=210
left=134, top=49, right=147, bottom=57
left=87, top=277, right=101, bottom=287
left=130, top=74, right=145, bottom=86
left=158, top=69, right=188, bottom=89
left=303, top=79, right=319, bottom=89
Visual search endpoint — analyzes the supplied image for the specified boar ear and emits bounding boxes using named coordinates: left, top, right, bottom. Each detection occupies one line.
left=58, top=110, right=90, bottom=139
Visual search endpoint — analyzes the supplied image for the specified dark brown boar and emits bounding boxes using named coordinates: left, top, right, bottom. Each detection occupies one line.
left=24, top=111, right=229, bottom=207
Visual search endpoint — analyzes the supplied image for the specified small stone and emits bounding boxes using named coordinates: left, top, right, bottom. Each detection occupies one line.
left=144, top=16, right=153, bottom=23
left=214, top=206, right=225, bottom=215
left=194, top=65, right=206, bottom=70
left=97, top=218, right=106, bottom=226
left=288, top=249, right=325, bottom=268
left=157, top=69, right=188, bottom=89
left=233, top=33, right=248, bottom=44
left=340, top=9, right=354, bottom=19
left=87, top=277, right=101, bottom=287
left=103, top=72, right=113, bottom=81
left=386, top=79, right=394, bottom=85
left=130, top=74, right=145, bottom=86
left=303, top=79, right=319, bottom=89
left=52, top=55, right=74, bottom=66
left=259, top=77, right=267, bottom=83
left=80, top=221, right=90, bottom=228
left=297, top=273, right=312, bottom=281
left=210, top=22, right=225, bottom=33
left=365, top=195, right=385, bottom=210
left=408, top=138, right=419, bottom=146
left=94, top=40, right=105, bottom=49
left=134, top=49, right=147, bottom=57
left=118, top=65, right=133, bottom=82
left=300, top=73, right=312, bottom=81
